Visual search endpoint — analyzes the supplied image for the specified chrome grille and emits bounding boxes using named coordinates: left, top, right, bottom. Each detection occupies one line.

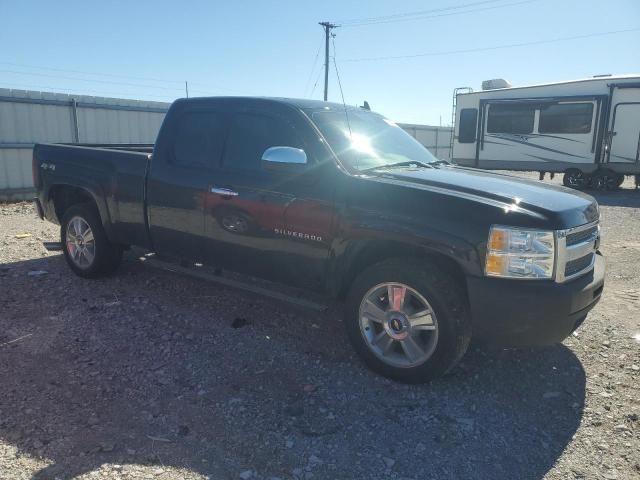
left=565, top=253, right=595, bottom=277
left=566, top=225, right=598, bottom=247
left=555, top=220, right=599, bottom=283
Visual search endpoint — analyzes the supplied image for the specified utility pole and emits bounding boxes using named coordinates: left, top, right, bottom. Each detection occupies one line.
left=185, top=81, right=189, bottom=98
left=319, top=21, right=338, bottom=101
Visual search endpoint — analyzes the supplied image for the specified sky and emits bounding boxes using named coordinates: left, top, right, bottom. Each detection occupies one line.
left=1, top=0, right=639, bottom=125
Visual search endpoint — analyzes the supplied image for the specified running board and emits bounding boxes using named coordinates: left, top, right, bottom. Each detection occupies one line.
left=42, top=241, right=328, bottom=312
left=141, top=256, right=329, bottom=312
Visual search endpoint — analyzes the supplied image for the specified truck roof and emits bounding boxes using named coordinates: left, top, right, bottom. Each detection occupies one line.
left=176, top=96, right=367, bottom=113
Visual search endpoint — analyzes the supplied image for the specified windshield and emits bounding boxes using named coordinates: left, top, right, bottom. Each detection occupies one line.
left=311, top=109, right=439, bottom=171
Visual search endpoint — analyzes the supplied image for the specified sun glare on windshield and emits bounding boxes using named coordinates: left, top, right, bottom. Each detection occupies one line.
left=344, top=130, right=379, bottom=158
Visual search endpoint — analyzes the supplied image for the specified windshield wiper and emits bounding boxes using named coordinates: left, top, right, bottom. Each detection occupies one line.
left=428, top=159, right=451, bottom=166
left=361, top=160, right=434, bottom=173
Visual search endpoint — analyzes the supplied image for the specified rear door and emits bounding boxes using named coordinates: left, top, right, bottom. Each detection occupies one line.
left=147, top=107, right=227, bottom=260
left=608, top=87, right=640, bottom=166
left=202, top=107, right=335, bottom=290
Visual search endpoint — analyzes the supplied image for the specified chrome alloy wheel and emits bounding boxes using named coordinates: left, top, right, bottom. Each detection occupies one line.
left=358, top=283, right=439, bottom=368
left=65, top=216, right=96, bottom=268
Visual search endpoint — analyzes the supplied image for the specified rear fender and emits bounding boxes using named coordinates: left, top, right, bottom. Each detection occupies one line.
left=48, top=180, right=115, bottom=240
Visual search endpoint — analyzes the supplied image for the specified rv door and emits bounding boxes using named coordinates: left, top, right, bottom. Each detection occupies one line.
left=607, top=86, right=640, bottom=166
left=478, top=100, right=599, bottom=171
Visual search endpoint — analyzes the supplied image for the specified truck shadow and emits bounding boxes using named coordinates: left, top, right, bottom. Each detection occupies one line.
left=588, top=187, right=640, bottom=208
left=0, top=254, right=586, bottom=480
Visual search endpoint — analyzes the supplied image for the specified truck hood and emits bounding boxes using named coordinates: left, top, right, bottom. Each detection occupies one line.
left=366, top=165, right=599, bottom=227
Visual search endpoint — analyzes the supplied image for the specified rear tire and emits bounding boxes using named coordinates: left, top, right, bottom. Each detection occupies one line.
left=61, top=204, right=123, bottom=278
left=344, top=258, right=471, bottom=383
left=592, top=169, right=621, bottom=191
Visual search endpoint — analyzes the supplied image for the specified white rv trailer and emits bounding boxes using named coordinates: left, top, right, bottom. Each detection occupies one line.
left=450, top=75, right=640, bottom=189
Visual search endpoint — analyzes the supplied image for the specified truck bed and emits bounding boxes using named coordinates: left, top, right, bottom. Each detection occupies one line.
left=34, top=143, right=153, bottom=248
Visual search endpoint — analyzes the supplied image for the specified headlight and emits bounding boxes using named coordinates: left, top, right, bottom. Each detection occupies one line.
left=485, top=226, right=555, bottom=279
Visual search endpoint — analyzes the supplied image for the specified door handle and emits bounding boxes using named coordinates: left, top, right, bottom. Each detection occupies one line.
left=209, top=186, right=239, bottom=197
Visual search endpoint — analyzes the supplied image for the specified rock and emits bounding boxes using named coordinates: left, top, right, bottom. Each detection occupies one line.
left=602, top=471, right=618, bottom=479
left=613, top=424, right=631, bottom=433
left=286, top=439, right=294, bottom=449
left=309, top=455, right=322, bottom=465
left=382, top=457, right=395, bottom=468
left=239, top=470, right=253, bottom=480
left=27, top=270, right=48, bottom=277
left=100, top=442, right=115, bottom=452
left=631, top=364, right=639, bottom=371
left=232, top=318, right=248, bottom=329
left=602, top=340, right=611, bottom=347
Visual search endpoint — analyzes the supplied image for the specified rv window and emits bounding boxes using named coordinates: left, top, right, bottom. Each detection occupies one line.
left=458, top=108, right=477, bottom=143
left=539, top=103, right=593, bottom=134
left=486, top=103, right=535, bottom=134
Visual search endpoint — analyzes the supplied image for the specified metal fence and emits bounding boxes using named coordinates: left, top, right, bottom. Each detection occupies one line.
left=398, top=123, right=453, bottom=160
left=0, top=89, right=169, bottom=201
left=0, top=89, right=452, bottom=201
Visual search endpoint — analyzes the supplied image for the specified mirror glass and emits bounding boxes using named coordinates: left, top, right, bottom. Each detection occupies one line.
left=261, top=146, right=307, bottom=165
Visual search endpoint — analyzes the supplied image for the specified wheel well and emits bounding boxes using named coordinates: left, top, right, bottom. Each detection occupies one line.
left=49, top=185, right=97, bottom=223
left=337, top=241, right=468, bottom=301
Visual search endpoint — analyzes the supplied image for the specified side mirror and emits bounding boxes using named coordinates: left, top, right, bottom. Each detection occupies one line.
left=261, top=146, right=307, bottom=171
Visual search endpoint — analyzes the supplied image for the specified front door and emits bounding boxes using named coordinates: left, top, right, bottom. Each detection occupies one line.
left=202, top=109, right=335, bottom=290
left=608, top=101, right=640, bottom=166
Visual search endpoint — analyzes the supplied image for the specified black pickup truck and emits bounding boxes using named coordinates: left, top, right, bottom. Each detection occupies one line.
left=33, top=97, right=605, bottom=382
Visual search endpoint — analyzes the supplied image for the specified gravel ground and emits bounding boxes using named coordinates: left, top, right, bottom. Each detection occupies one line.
left=1, top=175, right=639, bottom=480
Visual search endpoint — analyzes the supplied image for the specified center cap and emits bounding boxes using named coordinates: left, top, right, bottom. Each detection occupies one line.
left=384, top=312, right=409, bottom=340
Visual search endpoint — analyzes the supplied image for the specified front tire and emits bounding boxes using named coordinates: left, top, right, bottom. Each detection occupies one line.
left=345, top=259, right=471, bottom=383
left=563, top=168, right=588, bottom=189
left=61, top=204, right=123, bottom=278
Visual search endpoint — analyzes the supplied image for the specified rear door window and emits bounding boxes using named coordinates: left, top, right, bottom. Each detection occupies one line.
left=172, top=111, right=227, bottom=169
left=222, top=112, right=301, bottom=172
left=539, top=103, right=594, bottom=134
left=486, top=103, right=535, bottom=134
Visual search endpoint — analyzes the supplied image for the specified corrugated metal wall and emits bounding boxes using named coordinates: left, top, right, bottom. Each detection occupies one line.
left=398, top=123, right=453, bottom=160
left=0, top=89, right=453, bottom=201
left=0, top=89, right=169, bottom=201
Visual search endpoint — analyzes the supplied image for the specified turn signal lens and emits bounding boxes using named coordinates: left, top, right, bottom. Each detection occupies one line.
left=488, top=229, right=507, bottom=251
left=485, top=254, right=506, bottom=276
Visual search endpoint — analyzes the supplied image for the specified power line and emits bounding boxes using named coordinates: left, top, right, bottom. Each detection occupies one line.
left=0, top=60, right=243, bottom=93
left=332, top=37, right=352, bottom=136
left=0, top=61, right=185, bottom=84
left=305, top=30, right=325, bottom=97
left=0, top=68, right=186, bottom=92
left=342, top=27, right=640, bottom=62
left=309, top=68, right=324, bottom=99
left=0, top=82, right=177, bottom=100
left=337, top=0, right=538, bottom=27
left=337, top=0, right=502, bottom=24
